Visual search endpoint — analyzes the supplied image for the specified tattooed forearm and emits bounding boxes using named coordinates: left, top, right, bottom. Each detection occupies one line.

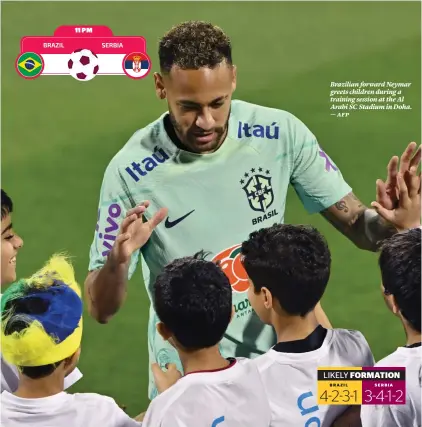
left=321, top=192, right=397, bottom=252
left=334, top=200, right=349, bottom=213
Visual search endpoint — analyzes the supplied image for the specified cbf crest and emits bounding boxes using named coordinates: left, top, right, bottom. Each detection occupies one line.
left=241, top=168, right=274, bottom=213
left=240, top=167, right=279, bottom=225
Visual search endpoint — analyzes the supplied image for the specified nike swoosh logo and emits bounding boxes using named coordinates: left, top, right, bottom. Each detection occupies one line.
left=165, top=210, right=195, bottom=228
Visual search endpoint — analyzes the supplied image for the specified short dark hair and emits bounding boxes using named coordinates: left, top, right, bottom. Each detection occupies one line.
left=379, top=228, right=421, bottom=332
left=20, top=363, right=62, bottom=380
left=158, top=21, right=232, bottom=74
left=1, top=189, right=13, bottom=219
left=241, top=224, right=331, bottom=316
left=153, top=251, right=232, bottom=350
left=3, top=294, right=63, bottom=379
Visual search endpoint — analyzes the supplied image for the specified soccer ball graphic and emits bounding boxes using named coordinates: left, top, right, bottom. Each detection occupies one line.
left=67, top=49, right=99, bottom=81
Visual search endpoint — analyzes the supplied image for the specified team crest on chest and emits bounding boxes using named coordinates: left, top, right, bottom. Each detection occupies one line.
left=240, top=168, right=279, bottom=225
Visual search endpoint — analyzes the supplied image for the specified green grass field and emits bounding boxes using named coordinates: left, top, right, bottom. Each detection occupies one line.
left=1, top=1, right=421, bottom=416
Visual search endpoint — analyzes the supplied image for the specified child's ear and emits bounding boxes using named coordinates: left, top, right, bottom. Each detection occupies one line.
left=389, top=295, right=401, bottom=316
left=262, top=287, right=273, bottom=310
left=156, top=322, right=172, bottom=341
left=64, top=347, right=81, bottom=376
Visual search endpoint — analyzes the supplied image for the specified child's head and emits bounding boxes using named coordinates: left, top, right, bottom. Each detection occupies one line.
left=1, top=255, right=83, bottom=381
left=379, top=228, right=421, bottom=333
left=154, top=251, right=232, bottom=351
left=1, top=189, right=23, bottom=285
left=241, top=224, right=331, bottom=324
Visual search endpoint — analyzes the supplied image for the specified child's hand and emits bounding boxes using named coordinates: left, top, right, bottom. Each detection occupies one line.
left=151, top=362, right=182, bottom=394
left=371, top=169, right=421, bottom=232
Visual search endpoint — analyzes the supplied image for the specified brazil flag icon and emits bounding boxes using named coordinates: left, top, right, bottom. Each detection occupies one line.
left=16, top=52, right=44, bottom=79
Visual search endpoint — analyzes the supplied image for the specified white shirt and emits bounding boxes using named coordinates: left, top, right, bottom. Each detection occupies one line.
left=361, top=345, right=422, bottom=427
left=0, top=390, right=142, bottom=427
left=142, top=358, right=272, bottom=427
left=252, top=328, right=375, bottom=427
left=1, top=357, right=83, bottom=394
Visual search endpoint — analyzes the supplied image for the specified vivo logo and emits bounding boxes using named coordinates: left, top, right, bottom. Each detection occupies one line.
left=96, top=203, right=122, bottom=256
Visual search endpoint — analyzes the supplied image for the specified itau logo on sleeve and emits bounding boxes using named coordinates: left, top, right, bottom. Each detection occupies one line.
left=15, top=25, right=151, bottom=82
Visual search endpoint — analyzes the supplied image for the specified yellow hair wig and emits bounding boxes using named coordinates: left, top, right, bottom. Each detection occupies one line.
left=1, top=254, right=83, bottom=367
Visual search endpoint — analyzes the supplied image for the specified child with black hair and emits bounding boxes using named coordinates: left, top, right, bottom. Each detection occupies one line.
left=241, top=223, right=374, bottom=426
left=1, top=189, right=23, bottom=287
left=142, top=251, right=271, bottom=427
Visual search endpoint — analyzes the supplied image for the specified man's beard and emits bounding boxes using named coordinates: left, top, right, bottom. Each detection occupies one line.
left=168, top=108, right=230, bottom=153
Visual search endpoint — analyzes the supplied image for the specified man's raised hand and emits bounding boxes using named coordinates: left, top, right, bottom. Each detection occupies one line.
left=111, top=201, right=168, bottom=264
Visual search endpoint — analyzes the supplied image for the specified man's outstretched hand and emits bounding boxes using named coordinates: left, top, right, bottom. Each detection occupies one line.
left=111, top=201, right=168, bottom=264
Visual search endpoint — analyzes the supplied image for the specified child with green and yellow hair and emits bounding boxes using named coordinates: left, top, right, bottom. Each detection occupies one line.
left=1, top=254, right=143, bottom=427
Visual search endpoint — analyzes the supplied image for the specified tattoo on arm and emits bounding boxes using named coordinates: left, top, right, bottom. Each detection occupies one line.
left=321, top=192, right=397, bottom=252
left=334, top=200, right=349, bottom=213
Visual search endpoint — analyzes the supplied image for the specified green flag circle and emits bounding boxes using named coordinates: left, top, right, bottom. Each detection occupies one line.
left=16, top=52, right=44, bottom=79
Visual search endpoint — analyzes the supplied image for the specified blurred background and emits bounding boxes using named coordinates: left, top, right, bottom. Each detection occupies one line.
left=2, top=0, right=421, bottom=416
